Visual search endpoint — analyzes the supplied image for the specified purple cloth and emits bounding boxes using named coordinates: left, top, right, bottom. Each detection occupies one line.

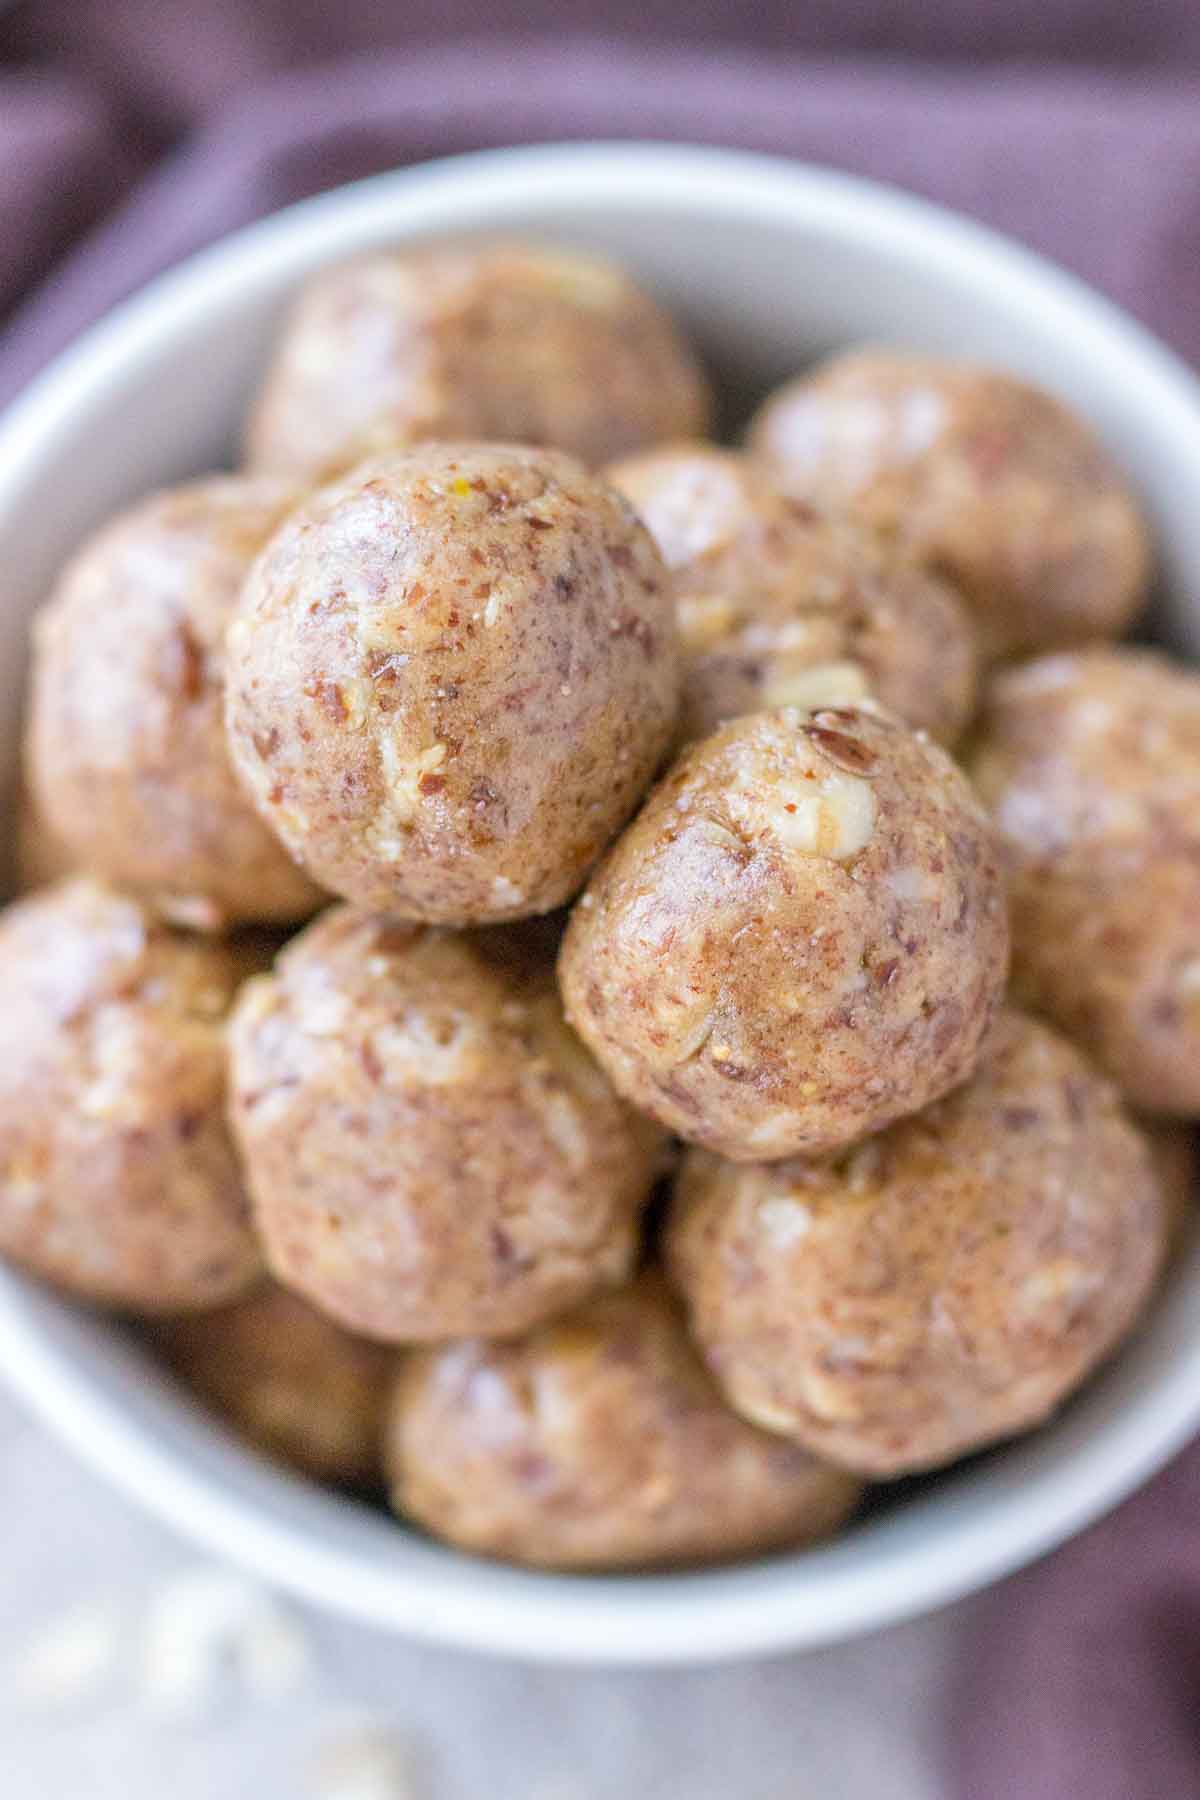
left=0, top=71, right=132, bottom=318
left=5, top=40, right=1200, bottom=407
left=952, top=1444, right=1200, bottom=1800
left=2, top=11, right=1199, bottom=1796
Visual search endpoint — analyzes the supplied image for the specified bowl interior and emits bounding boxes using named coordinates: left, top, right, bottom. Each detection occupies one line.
left=0, top=143, right=1198, bottom=1664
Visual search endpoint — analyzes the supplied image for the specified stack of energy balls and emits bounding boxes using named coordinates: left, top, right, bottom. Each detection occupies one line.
left=6, top=241, right=1196, bottom=1569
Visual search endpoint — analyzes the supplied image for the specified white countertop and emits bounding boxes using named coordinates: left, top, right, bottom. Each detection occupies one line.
left=0, top=1381, right=968, bottom=1799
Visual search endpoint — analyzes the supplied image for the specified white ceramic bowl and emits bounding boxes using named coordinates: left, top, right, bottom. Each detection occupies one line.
left=1, top=143, right=1198, bottom=1667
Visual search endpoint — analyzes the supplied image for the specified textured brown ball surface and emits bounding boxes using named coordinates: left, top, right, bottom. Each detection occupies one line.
left=748, top=351, right=1150, bottom=661
left=157, top=1280, right=393, bottom=1485
left=225, top=444, right=679, bottom=923
left=607, top=442, right=977, bottom=744
left=245, top=241, right=712, bottom=482
left=971, top=648, right=1200, bottom=1115
left=26, top=478, right=323, bottom=932
left=667, top=1010, right=1167, bottom=1477
left=386, top=1272, right=862, bottom=1570
left=14, top=783, right=75, bottom=892
left=560, top=705, right=1009, bottom=1161
left=0, top=879, right=262, bottom=1313
left=228, top=905, right=664, bottom=1342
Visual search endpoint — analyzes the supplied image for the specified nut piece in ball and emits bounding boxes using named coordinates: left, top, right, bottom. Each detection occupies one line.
left=225, top=444, right=679, bottom=922
left=156, top=1280, right=393, bottom=1486
left=971, top=647, right=1200, bottom=1116
left=748, top=351, right=1150, bottom=660
left=227, top=905, right=665, bottom=1342
left=560, top=705, right=1009, bottom=1161
left=667, top=1010, right=1167, bottom=1477
left=0, top=879, right=262, bottom=1313
left=607, top=442, right=977, bottom=745
left=26, top=477, right=323, bottom=932
left=245, top=240, right=712, bottom=482
left=386, top=1271, right=862, bottom=1570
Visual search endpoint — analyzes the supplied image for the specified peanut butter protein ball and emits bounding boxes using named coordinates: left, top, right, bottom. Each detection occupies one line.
left=386, top=1272, right=862, bottom=1570
left=748, top=351, right=1150, bottom=660
left=228, top=905, right=664, bottom=1342
left=0, top=879, right=262, bottom=1312
left=225, top=444, right=679, bottom=923
left=667, top=1010, right=1167, bottom=1476
left=560, top=704, right=1009, bottom=1161
left=157, top=1280, right=392, bottom=1485
left=27, top=477, right=323, bottom=931
left=971, top=648, right=1200, bottom=1116
left=606, top=442, right=977, bottom=745
left=245, top=240, right=712, bottom=482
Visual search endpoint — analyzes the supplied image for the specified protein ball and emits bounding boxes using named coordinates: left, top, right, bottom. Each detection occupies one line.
left=560, top=705, right=1009, bottom=1161
left=667, top=1010, right=1167, bottom=1477
left=245, top=240, right=712, bottom=482
left=225, top=444, right=679, bottom=922
left=227, top=905, right=664, bottom=1342
left=26, top=477, right=323, bottom=932
left=971, top=648, right=1200, bottom=1116
left=748, top=351, right=1150, bottom=661
left=606, top=442, right=977, bottom=745
left=0, top=879, right=262, bottom=1313
left=156, top=1281, right=392, bottom=1486
left=386, top=1271, right=862, bottom=1570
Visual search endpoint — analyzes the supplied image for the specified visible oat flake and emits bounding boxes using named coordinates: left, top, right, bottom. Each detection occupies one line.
left=312, top=1725, right=413, bottom=1800
left=13, top=1603, right=122, bottom=1709
left=138, top=1565, right=313, bottom=1722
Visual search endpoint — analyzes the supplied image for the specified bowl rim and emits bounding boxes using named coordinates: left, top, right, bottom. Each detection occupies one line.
left=2, top=139, right=1200, bottom=1666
